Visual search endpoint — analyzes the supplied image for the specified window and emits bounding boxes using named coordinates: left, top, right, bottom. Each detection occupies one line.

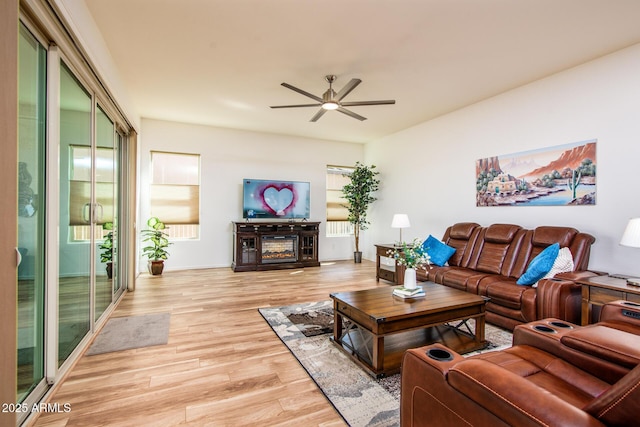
left=68, top=145, right=115, bottom=241
left=326, top=165, right=354, bottom=237
left=150, top=151, right=200, bottom=239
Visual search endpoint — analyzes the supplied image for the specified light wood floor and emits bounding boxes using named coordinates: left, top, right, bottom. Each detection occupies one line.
left=34, top=260, right=388, bottom=426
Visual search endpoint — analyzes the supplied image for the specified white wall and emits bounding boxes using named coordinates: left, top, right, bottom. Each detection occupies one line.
left=139, top=119, right=364, bottom=271
left=55, top=0, right=141, bottom=130
left=365, top=43, right=640, bottom=276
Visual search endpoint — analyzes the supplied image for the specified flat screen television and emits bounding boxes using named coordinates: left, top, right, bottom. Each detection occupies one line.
left=242, top=178, right=310, bottom=220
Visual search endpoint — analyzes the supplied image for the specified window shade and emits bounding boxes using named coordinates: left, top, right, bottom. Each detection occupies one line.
left=326, top=189, right=349, bottom=221
left=326, top=168, right=351, bottom=221
left=150, top=184, right=200, bottom=224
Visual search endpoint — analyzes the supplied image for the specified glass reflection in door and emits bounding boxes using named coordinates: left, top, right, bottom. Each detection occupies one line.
left=58, top=63, right=91, bottom=365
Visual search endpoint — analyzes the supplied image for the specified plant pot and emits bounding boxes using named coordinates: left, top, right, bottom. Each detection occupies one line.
left=149, top=260, right=165, bottom=275
left=105, top=262, right=113, bottom=279
left=354, top=251, right=363, bottom=263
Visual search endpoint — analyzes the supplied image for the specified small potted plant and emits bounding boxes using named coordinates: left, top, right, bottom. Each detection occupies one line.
left=342, top=162, right=380, bottom=263
left=387, top=238, right=431, bottom=289
left=141, top=217, right=172, bottom=275
left=99, top=222, right=114, bottom=279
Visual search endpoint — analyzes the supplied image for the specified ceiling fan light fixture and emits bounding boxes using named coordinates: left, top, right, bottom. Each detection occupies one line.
left=321, top=88, right=339, bottom=110
left=322, top=101, right=339, bottom=110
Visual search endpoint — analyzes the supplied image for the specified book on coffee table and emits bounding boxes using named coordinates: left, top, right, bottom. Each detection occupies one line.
left=393, top=286, right=425, bottom=298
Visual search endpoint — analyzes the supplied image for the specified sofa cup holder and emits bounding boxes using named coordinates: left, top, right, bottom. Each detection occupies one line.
left=533, top=325, right=557, bottom=333
left=548, top=321, right=572, bottom=329
left=427, top=348, right=454, bottom=362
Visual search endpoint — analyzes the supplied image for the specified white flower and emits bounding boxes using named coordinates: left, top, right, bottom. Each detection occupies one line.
left=388, top=238, right=431, bottom=270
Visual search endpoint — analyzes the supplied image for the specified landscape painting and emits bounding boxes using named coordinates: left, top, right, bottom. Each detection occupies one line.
left=476, top=139, right=596, bottom=207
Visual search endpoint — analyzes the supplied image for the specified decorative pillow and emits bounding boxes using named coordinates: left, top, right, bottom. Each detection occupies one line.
left=542, top=247, right=574, bottom=279
left=517, top=243, right=560, bottom=286
left=422, top=235, right=456, bottom=267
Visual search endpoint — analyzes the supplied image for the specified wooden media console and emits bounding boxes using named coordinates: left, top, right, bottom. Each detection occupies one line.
left=231, top=221, right=320, bottom=272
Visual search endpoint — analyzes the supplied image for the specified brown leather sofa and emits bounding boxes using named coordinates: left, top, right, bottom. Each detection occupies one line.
left=400, top=300, right=640, bottom=427
left=417, top=222, right=597, bottom=330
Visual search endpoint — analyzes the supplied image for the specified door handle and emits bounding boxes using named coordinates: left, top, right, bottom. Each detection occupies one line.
left=95, top=203, right=104, bottom=223
left=16, top=247, right=22, bottom=267
left=82, top=203, right=91, bottom=223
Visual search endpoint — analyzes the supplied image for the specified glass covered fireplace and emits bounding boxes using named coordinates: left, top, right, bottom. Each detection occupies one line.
left=261, top=235, right=298, bottom=264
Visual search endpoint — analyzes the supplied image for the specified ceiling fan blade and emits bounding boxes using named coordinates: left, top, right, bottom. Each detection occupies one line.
left=281, top=83, right=323, bottom=102
left=335, top=78, right=362, bottom=101
left=270, top=103, right=321, bottom=109
left=340, top=100, right=396, bottom=106
left=310, top=108, right=327, bottom=122
left=337, top=107, right=366, bottom=121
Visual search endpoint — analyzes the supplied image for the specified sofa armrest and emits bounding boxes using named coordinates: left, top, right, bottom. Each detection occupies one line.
left=514, top=319, right=633, bottom=384
left=599, top=300, right=640, bottom=329
left=402, top=344, right=512, bottom=427
left=449, top=359, right=605, bottom=427
left=554, top=270, right=600, bottom=281
left=560, top=324, right=640, bottom=369
left=536, top=277, right=582, bottom=323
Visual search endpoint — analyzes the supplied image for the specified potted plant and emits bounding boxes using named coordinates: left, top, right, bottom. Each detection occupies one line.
left=141, top=217, right=172, bottom=275
left=387, top=238, right=431, bottom=288
left=99, top=222, right=114, bottom=279
left=342, top=162, right=380, bottom=263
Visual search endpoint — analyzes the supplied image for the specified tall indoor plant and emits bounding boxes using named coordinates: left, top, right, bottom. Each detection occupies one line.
left=342, top=162, right=380, bottom=263
left=141, top=217, right=172, bottom=275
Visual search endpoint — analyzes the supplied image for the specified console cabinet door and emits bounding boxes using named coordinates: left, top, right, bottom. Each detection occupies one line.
left=235, top=234, right=258, bottom=267
left=300, top=231, right=318, bottom=264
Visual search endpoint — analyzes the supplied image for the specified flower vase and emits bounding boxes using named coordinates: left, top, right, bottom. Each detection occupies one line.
left=404, top=268, right=417, bottom=289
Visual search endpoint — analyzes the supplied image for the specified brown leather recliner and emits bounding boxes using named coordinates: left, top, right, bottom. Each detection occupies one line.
left=400, top=301, right=640, bottom=427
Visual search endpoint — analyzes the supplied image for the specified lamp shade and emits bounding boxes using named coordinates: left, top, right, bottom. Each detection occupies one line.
left=391, top=214, right=410, bottom=229
left=620, top=218, right=640, bottom=248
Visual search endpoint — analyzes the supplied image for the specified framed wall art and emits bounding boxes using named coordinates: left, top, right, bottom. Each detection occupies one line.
left=476, top=139, right=596, bottom=207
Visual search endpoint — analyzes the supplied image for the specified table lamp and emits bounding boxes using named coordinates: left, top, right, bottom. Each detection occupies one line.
left=620, top=217, right=640, bottom=286
left=391, top=214, right=410, bottom=244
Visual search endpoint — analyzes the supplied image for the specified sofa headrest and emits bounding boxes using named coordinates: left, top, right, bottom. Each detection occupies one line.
left=449, top=222, right=480, bottom=240
left=484, top=224, right=521, bottom=243
left=533, top=226, right=577, bottom=247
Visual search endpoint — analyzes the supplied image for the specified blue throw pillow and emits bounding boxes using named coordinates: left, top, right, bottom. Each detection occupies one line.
left=517, top=243, right=560, bottom=285
left=422, top=235, right=456, bottom=267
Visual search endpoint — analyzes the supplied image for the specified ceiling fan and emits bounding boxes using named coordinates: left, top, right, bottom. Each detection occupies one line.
left=270, top=75, right=395, bottom=122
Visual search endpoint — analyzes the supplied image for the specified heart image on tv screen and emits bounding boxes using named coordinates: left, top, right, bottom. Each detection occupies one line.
left=263, top=187, right=294, bottom=215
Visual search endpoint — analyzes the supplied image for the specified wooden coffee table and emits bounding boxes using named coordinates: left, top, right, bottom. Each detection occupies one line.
left=330, top=282, right=488, bottom=377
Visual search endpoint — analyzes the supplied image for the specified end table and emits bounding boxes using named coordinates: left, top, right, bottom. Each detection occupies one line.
left=577, top=275, right=640, bottom=325
left=375, top=243, right=406, bottom=285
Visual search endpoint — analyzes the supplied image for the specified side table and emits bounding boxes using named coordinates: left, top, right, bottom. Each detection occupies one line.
left=576, top=275, right=640, bottom=325
left=375, top=244, right=406, bottom=285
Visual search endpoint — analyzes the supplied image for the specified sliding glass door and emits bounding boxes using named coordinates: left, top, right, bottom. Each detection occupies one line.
left=95, top=105, right=118, bottom=320
left=17, top=23, right=46, bottom=403
left=16, top=8, right=133, bottom=417
left=58, top=62, right=92, bottom=365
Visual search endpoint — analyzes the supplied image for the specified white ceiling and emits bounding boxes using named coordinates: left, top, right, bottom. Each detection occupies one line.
left=84, top=0, right=640, bottom=143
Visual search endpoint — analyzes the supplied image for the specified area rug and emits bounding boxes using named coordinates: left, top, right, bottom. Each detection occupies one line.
left=86, top=313, right=171, bottom=355
left=259, top=301, right=512, bottom=427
